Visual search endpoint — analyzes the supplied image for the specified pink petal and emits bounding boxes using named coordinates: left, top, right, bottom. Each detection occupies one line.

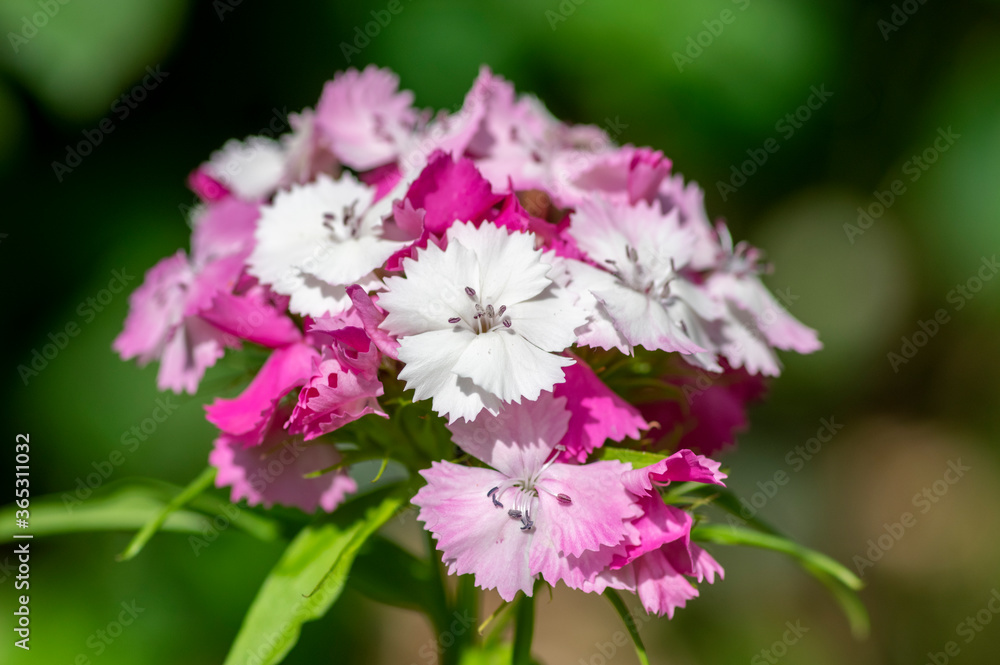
left=201, top=285, right=302, bottom=349
left=414, top=462, right=535, bottom=602
left=403, top=151, right=501, bottom=235
left=204, top=343, right=318, bottom=444
left=554, top=358, right=649, bottom=463
left=621, top=449, right=727, bottom=498
left=211, top=427, right=357, bottom=513
left=446, top=394, right=570, bottom=478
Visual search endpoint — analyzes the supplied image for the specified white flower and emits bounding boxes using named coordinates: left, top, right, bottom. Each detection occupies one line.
left=206, top=136, right=287, bottom=201
left=379, top=221, right=587, bottom=423
left=567, top=196, right=719, bottom=357
left=248, top=173, right=406, bottom=317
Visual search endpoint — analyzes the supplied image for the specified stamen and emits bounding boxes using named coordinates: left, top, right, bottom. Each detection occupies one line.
left=448, top=317, right=461, bottom=324
left=556, top=493, right=572, bottom=504
left=507, top=509, right=522, bottom=519
left=502, top=317, right=512, bottom=328
left=497, top=305, right=506, bottom=317
left=487, top=486, right=503, bottom=509
left=474, top=303, right=485, bottom=319
left=520, top=514, right=534, bottom=531
left=486, top=304, right=494, bottom=318
left=465, top=286, right=477, bottom=298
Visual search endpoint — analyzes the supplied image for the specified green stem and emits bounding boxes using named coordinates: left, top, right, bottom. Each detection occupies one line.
left=455, top=574, right=479, bottom=653
left=117, top=467, right=217, bottom=561
left=605, top=590, right=650, bottom=665
left=426, top=529, right=460, bottom=665
left=511, top=589, right=536, bottom=665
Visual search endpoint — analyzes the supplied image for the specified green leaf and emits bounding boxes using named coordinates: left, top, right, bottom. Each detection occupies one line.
left=691, top=524, right=869, bottom=637
left=117, top=467, right=217, bottom=561
left=604, top=589, right=650, bottom=665
left=676, top=485, right=784, bottom=536
left=1, top=482, right=216, bottom=541
left=456, top=642, right=542, bottom=665
left=511, top=587, right=537, bottom=665
left=348, top=535, right=442, bottom=617
left=222, top=486, right=407, bottom=665
left=594, top=447, right=667, bottom=468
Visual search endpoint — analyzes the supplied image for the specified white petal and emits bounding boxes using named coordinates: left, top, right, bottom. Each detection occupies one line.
left=451, top=330, right=573, bottom=404
left=446, top=222, right=551, bottom=305
left=380, top=240, right=482, bottom=336
left=594, top=282, right=705, bottom=355
left=207, top=137, right=286, bottom=200
left=511, top=284, right=588, bottom=353
left=397, top=328, right=502, bottom=422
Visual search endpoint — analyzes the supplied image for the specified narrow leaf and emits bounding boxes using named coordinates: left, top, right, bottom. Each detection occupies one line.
left=594, top=448, right=667, bottom=468
left=604, top=589, right=650, bottom=665
left=117, top=467, right=217, bottom=561
left=692, top=524, right=869, bottom=636
left=222, top=486, right=406, bottom=665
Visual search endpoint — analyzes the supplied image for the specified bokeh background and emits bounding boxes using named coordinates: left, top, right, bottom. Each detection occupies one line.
left=3, top=1, right=1000, bottom=663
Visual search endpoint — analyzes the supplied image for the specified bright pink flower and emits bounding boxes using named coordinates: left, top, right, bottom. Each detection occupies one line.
left=288, top=317, right=386, bottom=441
left=621, top=449, right=727, bottom=497
left=315, top=65, right=417, bottom=171
left=554, top=358, right=649, bottom=463
left=205, top=342, right=318, bottom=446
left=585, top=450, right=726, bottom=617
left=413, top=394, right=640, bottom=601
left=639, top=368, right=766, bottom=455
left=210, top=411, right=356, bottom=513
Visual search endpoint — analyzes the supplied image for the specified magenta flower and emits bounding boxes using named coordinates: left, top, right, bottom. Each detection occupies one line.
left=413, top=393, right=640, bottom=601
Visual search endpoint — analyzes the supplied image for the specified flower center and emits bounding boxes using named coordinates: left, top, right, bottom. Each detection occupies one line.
left=483, top=446, right=572, bottom=533
left=446, top=286, right=513, bottom=334
left=321, top=200, right=362, bottom=240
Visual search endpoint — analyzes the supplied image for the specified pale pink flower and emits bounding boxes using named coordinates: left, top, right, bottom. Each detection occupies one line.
left=210, top=410, right=356, bottom=513
left=315, top=65, right=417, bottom=171
left=413, top=394, right=640, bottom=601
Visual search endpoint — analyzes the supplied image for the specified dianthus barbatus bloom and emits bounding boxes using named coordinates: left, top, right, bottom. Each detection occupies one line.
left=412, top=394, right=640, bottom=601
left=567, top=195, right=719, bottom=358
left=379, top=221, right=587, bottom=423
left=210, top=408, right=357, bottom=513
left=247, top=172, right=406, bottom=317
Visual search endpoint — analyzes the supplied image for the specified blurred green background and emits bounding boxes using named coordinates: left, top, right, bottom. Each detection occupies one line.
left=3, top=0, right=1000, bottom=663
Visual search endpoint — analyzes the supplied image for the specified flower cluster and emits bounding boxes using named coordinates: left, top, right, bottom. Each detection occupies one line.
left=115, top=65, right=819, bottom=617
